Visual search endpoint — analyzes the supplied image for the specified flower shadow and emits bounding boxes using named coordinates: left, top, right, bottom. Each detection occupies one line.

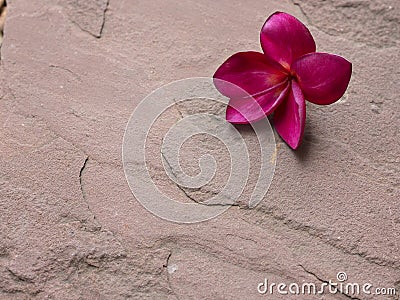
left=293, top=115, right=317, bottom=162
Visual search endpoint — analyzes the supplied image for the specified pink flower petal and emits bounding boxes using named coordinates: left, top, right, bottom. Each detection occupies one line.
left=226, top=81, right=290, bottom=124
left=292, top=52, right=352, bottom=105
left=273, top=81, right=306, bottom=149
left=260, top=12, right=316, bottom=69
left=213, top=51, right=288, bottom=99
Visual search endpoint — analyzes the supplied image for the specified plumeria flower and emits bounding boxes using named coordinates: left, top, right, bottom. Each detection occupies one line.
left=213, top=12, right=352, bottom=149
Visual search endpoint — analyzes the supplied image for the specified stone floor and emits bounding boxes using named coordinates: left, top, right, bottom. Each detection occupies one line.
left=0, top=0, right=399, bottom=299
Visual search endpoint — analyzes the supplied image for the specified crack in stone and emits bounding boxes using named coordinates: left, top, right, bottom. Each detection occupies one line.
left=289, top=0, right=341, bottom=41
left=241, top=207, right=400, bottom=271
left=71, top=0, right=109, bottom=39
left=299, top=265, right=361, bottom=300
left=160, top=150, right=238, bottom=207
left=160, top=150, right=202, bottom=204
left=0, top=95, right=120, bottom=235
left=154, top=236, right=297, bottom=284
left=290, top=0, right=312, bottom=24
left=66, top=0, right=109, bottom=39
left=79, top=157, right=89, bottom=197
left=49, top=64, right=82, bottom=82
left=98, top=0, right=109, bottom=38
left=79, top=156, right=102, bottom=231
left=7, top=268, right=34, bottom=284
left=162, top=250, right=180, bottom=300
left=299, top=264, right=329, bottom=284
left=0, top=0, right=7, bottom=61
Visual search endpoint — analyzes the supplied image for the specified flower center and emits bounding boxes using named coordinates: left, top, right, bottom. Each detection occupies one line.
left=288, top=70, right=297, bottom=82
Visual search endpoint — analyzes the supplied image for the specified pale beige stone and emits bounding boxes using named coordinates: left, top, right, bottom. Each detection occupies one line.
left=0, top=0, right=399, bottom=298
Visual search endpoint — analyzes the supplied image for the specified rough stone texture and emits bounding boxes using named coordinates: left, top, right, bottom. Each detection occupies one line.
left=63, top=0, right=108, bottom=38
left=0, top=0, right=399, bottom=299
